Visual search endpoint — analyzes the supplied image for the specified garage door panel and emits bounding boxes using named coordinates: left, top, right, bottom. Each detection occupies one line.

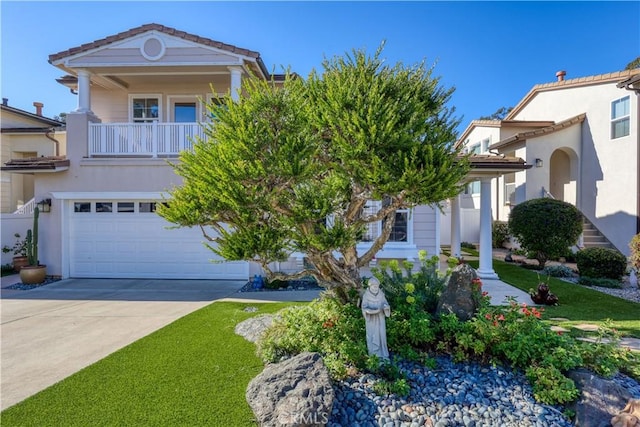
left=69, top=201, right=248, bottom=279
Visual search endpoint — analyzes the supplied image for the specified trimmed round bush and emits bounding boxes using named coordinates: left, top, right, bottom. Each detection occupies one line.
left=575, top=247, right=627, bottom=280
left=508, top=198, right=583, bottom=267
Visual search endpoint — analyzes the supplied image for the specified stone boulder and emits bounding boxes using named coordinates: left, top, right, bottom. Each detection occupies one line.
left=436, top=263, right=480, bottom=321
left=568, top=368, right=634, bottom=427
left=246, top=352, right=334, bottom=426
left=235, top=314, right=275, bottom=343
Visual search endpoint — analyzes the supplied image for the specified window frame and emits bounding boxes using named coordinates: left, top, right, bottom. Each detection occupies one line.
left=129, top=94, right=162, bottom=123
left=503, top=173, right=516, bottom=206
left=611, top=95, right=630, bottom=139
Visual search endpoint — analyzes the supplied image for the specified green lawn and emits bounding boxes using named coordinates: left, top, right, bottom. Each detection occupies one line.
left=489, top=260, right=640, bottom=338
left=1, top=301, right=297, bottom=427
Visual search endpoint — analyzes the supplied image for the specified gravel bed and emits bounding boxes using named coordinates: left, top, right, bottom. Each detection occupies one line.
left=559, top=276, right=640, bottom=303
left=328, top=355, right=640, bottom=427
left=4, top=276, right=61, bottom=290
left=238, top=278, right=322, bottom=292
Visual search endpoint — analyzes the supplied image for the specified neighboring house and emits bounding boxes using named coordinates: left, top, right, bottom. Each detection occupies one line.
left=455, top=69, right=640, bottom=256
left=0, top=100, right=65, bottom=213
left=2, top=23, right=527, bottom=281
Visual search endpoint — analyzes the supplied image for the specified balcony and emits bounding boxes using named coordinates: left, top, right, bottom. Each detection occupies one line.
left=88, top=122, right=206, bottom=157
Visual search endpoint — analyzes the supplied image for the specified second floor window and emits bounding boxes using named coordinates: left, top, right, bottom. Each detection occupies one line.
left=611, top=96, right=630, bottom=139
left=132, top=98, right=159, bottom=123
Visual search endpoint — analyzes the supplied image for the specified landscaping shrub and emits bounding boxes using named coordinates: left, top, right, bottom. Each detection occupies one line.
left=258, top=253, right=633, bottom=407
left=461, top=241, right=476, bottom=250
left=492, top=221, right=510, bottom=248
left=577, top=276, right=622, bottom=289
left=258, top=297, right=368, bottom=378
left=630, top=233, right=640, bottom=271
left=508, top=198, right=582, bottom=267
left=371, top=251, right=448, bottom=315
left=433, top=298, right=630, bottom=404
left=575, top=247, right=627, bottom=280
left=542, top=265, right=576, bottom=278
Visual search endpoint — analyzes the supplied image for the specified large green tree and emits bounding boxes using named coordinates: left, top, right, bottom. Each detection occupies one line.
left=158, top=46, right=469, bottom=301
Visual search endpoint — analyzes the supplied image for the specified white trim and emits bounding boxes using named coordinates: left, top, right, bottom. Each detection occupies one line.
left=128, top=94, right=163, bottom=123
left=61, top=199, right=70, bottom=278
left=95, top=71, right=237, bottom=77
left=167, top=94, right=201, bottom=122
left=140, top=35, right=166, bottom=61
left=610, top=95, right=630, bottom=139
left=51, top=191, right=168, bottom=200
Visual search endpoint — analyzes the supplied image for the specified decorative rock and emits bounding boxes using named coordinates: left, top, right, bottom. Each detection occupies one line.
left=234, top=314, right=274, bottom=343
left=611, top=399, right=640, bottom=427
left=567, top=368, right=634, bottom=427
left=436, top=263, right=480, bottom=321
left=246, top=352, right=334, bottom=426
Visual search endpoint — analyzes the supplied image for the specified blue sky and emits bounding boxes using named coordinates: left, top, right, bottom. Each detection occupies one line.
left=1, top=1, right=638, bottom=135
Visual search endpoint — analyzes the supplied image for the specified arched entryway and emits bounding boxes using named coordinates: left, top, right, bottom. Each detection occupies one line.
left=549, top=148, right=579, bottom=205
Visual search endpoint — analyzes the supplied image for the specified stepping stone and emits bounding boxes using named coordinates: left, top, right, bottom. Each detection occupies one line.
left=548, top=317, right=570, bottom=321
left=572, top=323, right=600, bottom=332
left=550, top=326, right=570, bottom=333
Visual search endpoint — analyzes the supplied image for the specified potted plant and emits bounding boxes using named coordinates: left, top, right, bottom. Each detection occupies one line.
left=19, top=206, right=47, bottom=285
left=2, top=233, right=29, bottom=271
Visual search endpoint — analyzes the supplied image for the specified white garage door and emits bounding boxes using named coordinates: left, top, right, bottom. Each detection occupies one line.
left=69, top=200, right=248, bottom=279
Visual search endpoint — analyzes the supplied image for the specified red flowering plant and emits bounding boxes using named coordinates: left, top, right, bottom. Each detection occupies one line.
left=435, top=296, right=585, bottom=404
left=471, top=277, right=491, bottom=308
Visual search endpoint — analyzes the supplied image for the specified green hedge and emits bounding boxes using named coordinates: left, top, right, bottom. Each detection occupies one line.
left=575, top=247, right=627, bottom=280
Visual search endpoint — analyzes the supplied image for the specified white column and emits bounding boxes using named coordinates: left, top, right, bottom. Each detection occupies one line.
left=228, top=66, right=243, bottom=101
left=450, top=194, right=461, bottom=258
left=76, top=70, right=92, bottom=113
left=478, top=178, right=498, bottom=279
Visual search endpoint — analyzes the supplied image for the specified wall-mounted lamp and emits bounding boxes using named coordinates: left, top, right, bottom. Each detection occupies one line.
left=37, top=198, right=52, bottom=213
left=535, top=158, right=543, bottom=168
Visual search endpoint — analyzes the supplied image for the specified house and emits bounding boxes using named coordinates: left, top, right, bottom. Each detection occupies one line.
left=454, top=68, right=640, bottom=257
left=0, top=100, right=65, bottom=214
left=2, top=23, right=528, bottom=281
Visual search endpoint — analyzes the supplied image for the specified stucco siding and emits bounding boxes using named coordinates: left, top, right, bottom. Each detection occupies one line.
left=512, top=83, right=638, bottom=254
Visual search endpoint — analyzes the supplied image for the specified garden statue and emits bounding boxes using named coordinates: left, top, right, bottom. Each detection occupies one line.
left=361, top=277, right=391, bottom=359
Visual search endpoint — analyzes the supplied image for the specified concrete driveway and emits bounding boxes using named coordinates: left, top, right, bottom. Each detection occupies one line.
left=0, top=277, right=256, bottom=411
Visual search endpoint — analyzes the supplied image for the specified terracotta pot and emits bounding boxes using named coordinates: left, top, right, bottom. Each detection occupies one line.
left=12, top=256, right=29, bottom=272
left=19, top=265, right=47, bottom=285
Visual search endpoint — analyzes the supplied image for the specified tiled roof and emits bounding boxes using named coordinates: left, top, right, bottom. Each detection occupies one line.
left=489, top=113, right=586, bottom=151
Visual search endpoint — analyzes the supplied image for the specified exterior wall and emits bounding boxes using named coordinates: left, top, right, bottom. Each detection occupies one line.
left=522, top=125, right=582, bottom=201
left=1, top=140, right=11, bottom=210
left=66, top=32, right=242, bottom=67
left=0, top=214, right=33, bottom=266
left=513, top=84, right=638, bottom=255
left=412, top=204, right=438, bottom=258
left=0, top=133, right=59, bottom=213
left=91, top=77, right=231, bottom=123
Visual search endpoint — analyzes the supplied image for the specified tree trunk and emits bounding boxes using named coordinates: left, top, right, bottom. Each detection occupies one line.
left=306, top=253, right=362, bottom=304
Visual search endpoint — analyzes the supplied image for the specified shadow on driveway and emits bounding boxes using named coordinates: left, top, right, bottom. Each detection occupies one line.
left=1, top=278, right=248, bottom=302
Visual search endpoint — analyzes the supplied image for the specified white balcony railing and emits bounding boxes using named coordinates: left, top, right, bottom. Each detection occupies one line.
left=88, top=122, right=206, bottom=157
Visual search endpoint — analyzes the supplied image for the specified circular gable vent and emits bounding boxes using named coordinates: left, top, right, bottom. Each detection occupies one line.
left=141, top=36, right=165, bottom=61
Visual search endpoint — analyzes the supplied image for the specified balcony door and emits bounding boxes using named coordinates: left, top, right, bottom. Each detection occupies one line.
left=168, top=96, right=199, bottom=123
